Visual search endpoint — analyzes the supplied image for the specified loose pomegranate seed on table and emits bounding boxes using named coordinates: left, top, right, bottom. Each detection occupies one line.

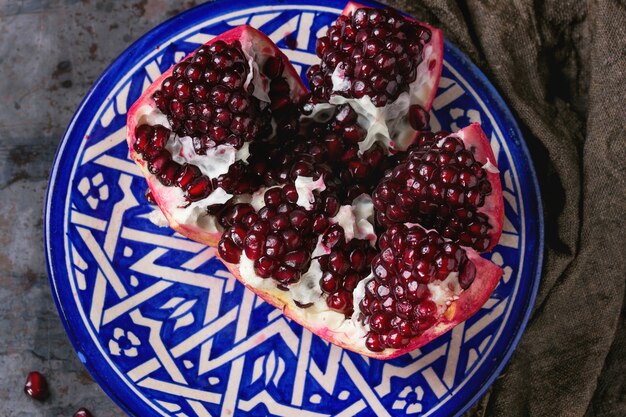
left=24, top=371, right=49, bottom=401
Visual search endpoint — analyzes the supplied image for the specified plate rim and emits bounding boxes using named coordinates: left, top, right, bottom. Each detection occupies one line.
left=44, top=1, right=544, bottom=416
left=439, top=40, right=544, bottom=417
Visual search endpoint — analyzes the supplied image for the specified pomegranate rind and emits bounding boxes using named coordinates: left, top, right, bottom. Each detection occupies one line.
left=457, top=123, right=504, bottom=251
left=342, top=1, right=443, bottom=114
left=221, top=248, right=502, bottom=359
left=127, top=25, right=308, bottom=247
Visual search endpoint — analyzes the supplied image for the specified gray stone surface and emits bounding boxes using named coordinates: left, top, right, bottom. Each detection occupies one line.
left=0, top=1, right=489, bottom=416
left=0, top=1, right=202, bottom=415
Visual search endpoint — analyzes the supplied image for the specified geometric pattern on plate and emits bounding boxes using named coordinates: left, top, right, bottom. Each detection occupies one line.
left=47, top=3, right=535, bottom=417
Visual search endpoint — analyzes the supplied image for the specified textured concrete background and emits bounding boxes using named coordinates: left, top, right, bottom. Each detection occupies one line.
left=0, top=1, right=487, bottom=416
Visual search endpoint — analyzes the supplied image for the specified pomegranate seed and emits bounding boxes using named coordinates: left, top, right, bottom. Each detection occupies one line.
left=386, top=329, right=410, bottom=348
left=313, top=214, right=329, bottom=233
left=408, top=104, right=430, bottom=130
left=369, top=312, right=391, bottom=333
left=133, top=124, right=153, bottom=152
left=174, top=81, right=191, bottom=101
left=265, top=234, right=285, bottom=257
left=327, top=291, right=352, bottom=312
left=275, top=265, right=299, bottom=283
left=343, top=272, right=360, bottom=291
left=222, top=71, right=244, bottom=90
left=459, top=259, right=477, bottom=289
left=173, top=62, right=189, bottom=78
left=282, top=184, right=298, bottom=203
left=184, top=63, right=203, bottom=83
left=328, top=251, right=350, bottom=275
left=24, top=371, right=49, bottom=401
left=349, top=248, right=366, bottom=271
left=218, top=237, right=242, bottom=263
left=255, top=256, right=278, bottom=278
left=212, top=53, right=233, bottom=70
left=203, top=67, right=220, bottom=85
left=320, top=272, right=340, bottom=292
left=158, top=161, right=181, bottom=186
left=270, top=214, right=290, bottom=231
left=250, top=220, right=270, bottom=234
left=284, top=250, right=310, bottom=269
left=73, top=408, right=94, bottom=417
left=281, top=229, right=302, bottom=251
left=289, top=210, right=311, bottom=231
left=220, top=204, right=254, bottom=227
left=365, top=333, right=384, bottom=351
left=343, top=124, right=366, bottom=143
left=242, top=213, right=258, bottom=227
left=192, top=52, right=210, bottom=66
left=244, top=232, right=265, bottom=260
left=147, top=150, right=170, bottom=175
left=264, top=188, right=283, bottom=207
left=322, top=224, right=345, bottom=248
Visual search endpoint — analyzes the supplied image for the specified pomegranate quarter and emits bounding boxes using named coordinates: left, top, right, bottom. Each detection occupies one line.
left=127, top=3, right=504, bottom=359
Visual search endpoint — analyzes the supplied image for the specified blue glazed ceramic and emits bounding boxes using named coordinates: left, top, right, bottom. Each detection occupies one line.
left=45, top=1, right=543, bottom=416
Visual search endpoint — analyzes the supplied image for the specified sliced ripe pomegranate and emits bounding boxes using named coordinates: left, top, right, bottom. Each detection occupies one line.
left=304, top=2, right=444, bottom=153
left=128, top=17, right=504, bottom=359
left=127, top=25, right=308, bottom=247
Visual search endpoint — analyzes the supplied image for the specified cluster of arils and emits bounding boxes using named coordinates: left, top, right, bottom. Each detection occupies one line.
left=373, top=132, right=494, bottom=251
left=302, top=104, right=397, bottom=203
left=318, top=224, right=378, bottom=316
left=306, top=7, right=431, bottom=107
left=152, top=40, right=270, bottom=150
left=132, top=124, right=213, bottom=201
left=218, top=190, right=319, bottom=287
left=132, top=36, right=304, bottom=203
left=360, top=225, right=475, bottom=350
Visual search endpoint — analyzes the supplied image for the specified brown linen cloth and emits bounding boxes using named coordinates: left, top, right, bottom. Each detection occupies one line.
left=379, top=0, right=626, bottom=416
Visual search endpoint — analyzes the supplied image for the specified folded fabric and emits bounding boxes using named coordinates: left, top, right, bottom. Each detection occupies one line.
left=381, top=1, right=626, bottom=416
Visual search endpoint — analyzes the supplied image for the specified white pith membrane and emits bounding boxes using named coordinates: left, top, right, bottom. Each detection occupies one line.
left=305, top=39, right=440, bottom=156
left=130, top=32, right=305, bottom=231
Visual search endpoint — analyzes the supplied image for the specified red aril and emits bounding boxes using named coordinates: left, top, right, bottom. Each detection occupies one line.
left=24, top=371, right=49, bottom=401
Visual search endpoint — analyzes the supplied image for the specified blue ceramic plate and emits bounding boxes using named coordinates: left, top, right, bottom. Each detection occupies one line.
left=45, top=1, right=543, bottom=416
